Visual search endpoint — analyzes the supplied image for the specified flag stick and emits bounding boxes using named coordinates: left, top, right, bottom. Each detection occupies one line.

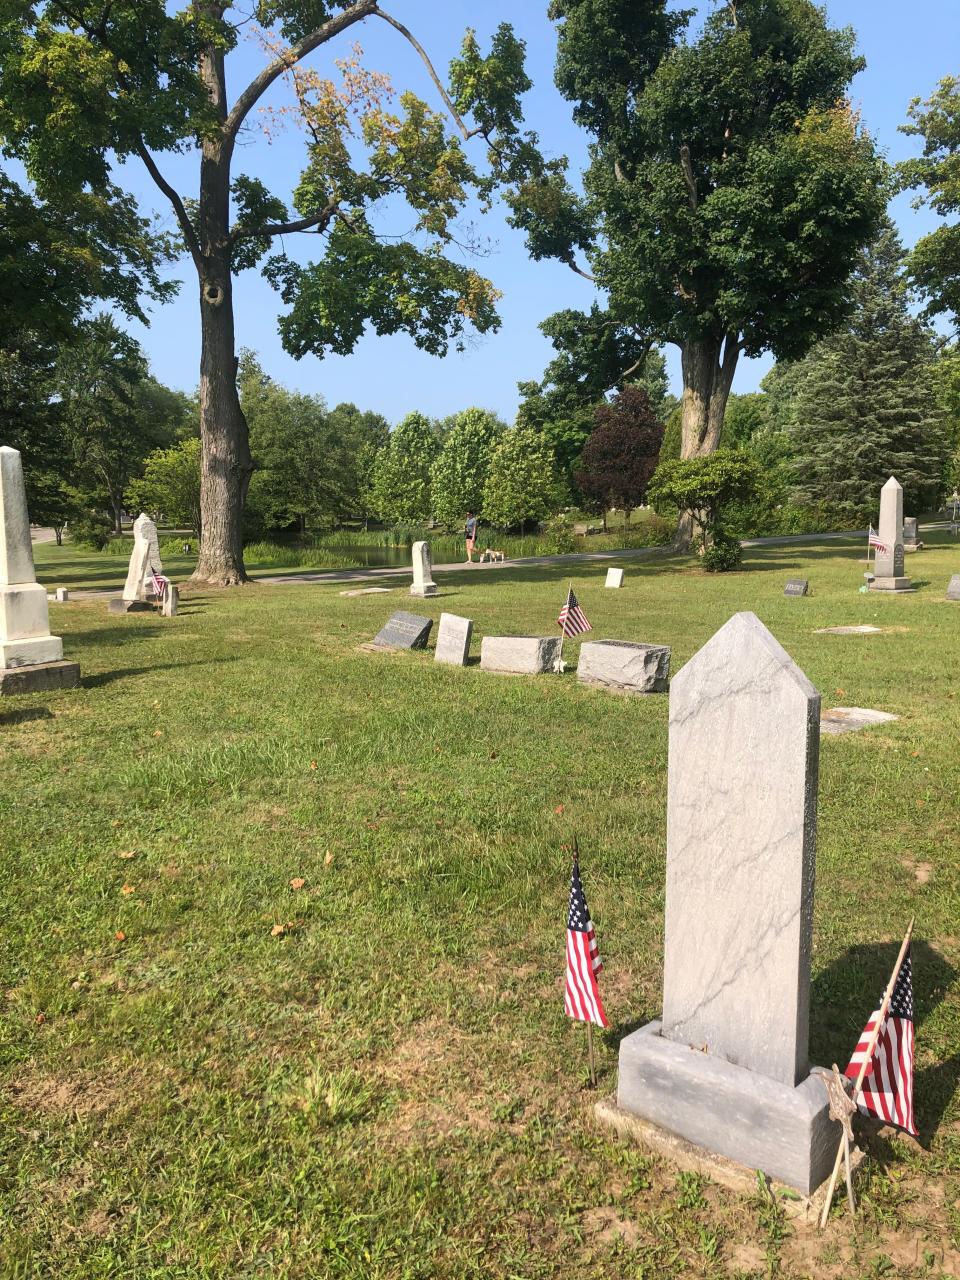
left=818, top=916, right=915, bottom=1229
left=587, top=1021, right=597, bottom=1087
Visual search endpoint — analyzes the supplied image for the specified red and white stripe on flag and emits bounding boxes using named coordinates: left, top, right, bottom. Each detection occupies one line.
left=564, top=924, right=608, bottom=1027
left=844, top=1009, right=917, bottom=1136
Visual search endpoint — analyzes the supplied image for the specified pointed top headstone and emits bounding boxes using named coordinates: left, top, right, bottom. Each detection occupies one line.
left=662, top=611, right=820, bottom=1087
left=0, top=447, right=37, bottom=587
left=872, top=475, right=910, bottom=588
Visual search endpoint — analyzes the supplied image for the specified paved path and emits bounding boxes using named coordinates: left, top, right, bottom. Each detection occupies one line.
left=30, top=527, right=57, bottom=544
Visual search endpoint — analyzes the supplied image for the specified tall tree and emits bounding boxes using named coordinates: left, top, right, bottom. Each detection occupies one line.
left=786, top=223, right=950, bottom=517
left=54, top=315, right=183, bottom=532
left=482, top=425, right=564, bottom=531
left=431, top=407, right=505, bottom=527
left=368, top=411, right=439, bottom=525
left=2, top=4, right=534, bottom=582
left=509, top=0, right=885, bottom=543
left=575, top=385, right=663, bottom=523
left=900, top=75, right=960, bottom=330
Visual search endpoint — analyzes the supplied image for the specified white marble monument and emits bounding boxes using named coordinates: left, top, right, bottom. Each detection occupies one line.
left=111, top=512, right=164, bottom=613
left=614, top=612, right=836, bottom=1193
left=869, top=477, right=913, bottom=592
left=0, top=447, right=79, bottom=693
left=605, top=567, right=624, bottom=589
left=410, top=540, right=438, bottom=598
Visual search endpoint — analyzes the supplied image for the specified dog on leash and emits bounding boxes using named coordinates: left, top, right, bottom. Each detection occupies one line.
left=479, top=547, right=505, bottom=563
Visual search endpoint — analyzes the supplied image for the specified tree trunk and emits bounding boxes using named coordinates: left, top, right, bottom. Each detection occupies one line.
left=111, top=498, right=123, bottom=536
left=191, top=35, right=252, bottom=587
left=674, top=333, right=741, bottom=551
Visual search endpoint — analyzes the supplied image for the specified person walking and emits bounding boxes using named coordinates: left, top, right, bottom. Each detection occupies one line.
left=464, top=512, right=478, bottom=563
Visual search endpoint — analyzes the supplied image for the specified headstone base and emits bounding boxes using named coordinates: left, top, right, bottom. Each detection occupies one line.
left=480, top=635, right=562, bottom=674
left=868, top=577, right=914, bottom=592
left=616, top=1021, right=838, bottom=1195
left=0, top=659, right=80, bottom=696
left=409, top=584, right=438, bottom=598
left=903, top=542, right=923, bottom=553
left=0, top=633, right=63, bottom=667
left=108, top=598, right=154, bottom=614
left=576, top=640, right=670, bottom=693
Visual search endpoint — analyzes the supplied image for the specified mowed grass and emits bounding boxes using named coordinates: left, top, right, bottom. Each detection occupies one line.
left=1, top=535, right=959, bottom=1279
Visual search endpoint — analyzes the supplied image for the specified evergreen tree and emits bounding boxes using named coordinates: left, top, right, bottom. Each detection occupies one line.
left=787, top=222, right=950, bottom=516
left=431, top=408, right=505, bottom=528
left=482, top=426, right=565, bottom=531
left=369, top=413, right=440, bottom=525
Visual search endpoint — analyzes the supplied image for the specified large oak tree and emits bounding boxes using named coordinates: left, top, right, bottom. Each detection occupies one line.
left=1, top=3, right=532, bottom=582
left=509, top=0, right=885, bottom=544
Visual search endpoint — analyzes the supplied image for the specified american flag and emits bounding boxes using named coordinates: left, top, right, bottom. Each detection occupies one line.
left=564, top=858, right=608, bottom=1028
left=868, top=526, right=888, bottom=554
left=150, top=570, right=170, bottom=598
left=844, top=946, right=917, bottom=1136
left=557, top=587, right=592, bottom=639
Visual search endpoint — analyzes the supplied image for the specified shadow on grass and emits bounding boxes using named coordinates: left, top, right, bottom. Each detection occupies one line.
left=64, top=624, right=166, bottom=649
left=0, top=705, right=54, bottom=727
left=81, top=658, right=236, bottom=689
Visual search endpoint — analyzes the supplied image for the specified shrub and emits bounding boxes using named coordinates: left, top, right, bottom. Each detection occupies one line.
left=701, top=530, right=742, bottom=572
left=69, top=511, right=113, bottom=550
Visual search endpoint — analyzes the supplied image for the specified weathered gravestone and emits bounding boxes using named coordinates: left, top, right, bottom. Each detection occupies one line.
left=615, top=612, right=836, bottom=1193
left=903, top=516, right=922, bottom=551
left=410, top=540, right=438, bottom=598
left=0, top=446, right=79, bottom=694
left=110, top=512, right=164, bottom=613
left=820, top=706, right=897, bottom=736
left=480, top=636, right=562, bottom=675
left=605, top=567, right=625, bottom=589
left=869, top=477, right=913, bottom=592
left=947, top=574, right=960, bottom=602
left=577, top=640, right=670, bottom=694
left=371, top=611, right=433, bottom=650
left=434, top=612, right=472, bottom=666
left=161, top=584, right=179, bottom=617
left=784, top=579, right=808, bottom=597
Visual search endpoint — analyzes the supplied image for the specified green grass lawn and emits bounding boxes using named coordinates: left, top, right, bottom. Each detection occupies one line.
left=2, top=536, right=959, bottom=1279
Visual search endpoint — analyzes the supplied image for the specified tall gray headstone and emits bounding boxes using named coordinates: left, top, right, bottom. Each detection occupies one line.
left=869, top=477, right=912, bottom=592
left=616, top=612, right=836, bottom=1193
left=410, top=540, right=438, bottom=598
left=0, top=446, right=78, bottom=692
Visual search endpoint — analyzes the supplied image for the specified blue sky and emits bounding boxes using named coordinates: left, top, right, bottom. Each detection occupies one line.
left=122, top=0, right=960, bottom=421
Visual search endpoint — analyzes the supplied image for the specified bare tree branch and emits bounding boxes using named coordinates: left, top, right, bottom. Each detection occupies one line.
left=565, top=257, right=597, bottom=283
left=134, top=140, right=203, bottom=273
left=230, top=201, right=339, bottom=243
left=223, top=0, right=378, bottom=145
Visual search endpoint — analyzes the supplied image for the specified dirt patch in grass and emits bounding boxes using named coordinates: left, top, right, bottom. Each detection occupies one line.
left=8, top=1062, right=153, bottom=1120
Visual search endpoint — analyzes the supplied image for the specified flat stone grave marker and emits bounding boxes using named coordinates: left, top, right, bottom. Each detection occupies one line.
left=605, top=567, right=625, bottom=589
left=814, top=624, right=881, bottom=635
left=820, top=706, right=898, bottom=736
left=339, top=587, right=394, bottom=597
left=614, top=611, right=836, bottom=1194
left=480, top=635, right=562, bottom=675
left=577, top=640, right=670, bottom=694
left=434, top=612, right=473, bottom=666
left=784, top=579, right=808, bottom=597
left=371, top=611, right=433, bottom=650
left=946, top=574, right=960, bottom=601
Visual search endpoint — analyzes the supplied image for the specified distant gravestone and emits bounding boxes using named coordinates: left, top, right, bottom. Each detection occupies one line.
left=903, top=516, right=922, bottom=551
left=480, top=636, right=562, bottom=675
left=947, top=574, right=960, bottom=602
left=820, top=706, right=898, bottom=736
left=616, top=612, right=836, bottom=1193
left=410, top=540, right=438, bottom=598
left=577, top=640, right=670, bottom=693
left=869, top=477, right=913, bottom=592
left=161, top=584, right=179, bottom=617
left=54, top=587, right=69, bottom=602
left=112, top=512, right=164, bottom=613
left=434, top=612, right=472, bottom=666
left=784, top=579, right=808, bottom=597
left=372, top=611, right=433, bottom=650
left=0, top=446, right=79, bottom=694
left=605, top=567, right=625, bottom=589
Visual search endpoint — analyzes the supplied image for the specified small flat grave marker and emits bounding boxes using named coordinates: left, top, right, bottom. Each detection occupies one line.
left=814, top=625, right=882, bottom=635
left=820, top=706, right=898, bottom=736
left=434, top=612, right=473, bottom=666
left=371, top=611, right=433, bottom=650
left=784, top=579, right=808, bottom=597
left=339, top=587, right=394, bottom=597
left=605, top=567, right=625, bottom=589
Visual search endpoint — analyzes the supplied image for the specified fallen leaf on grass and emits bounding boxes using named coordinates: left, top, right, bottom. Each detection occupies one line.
left=34, top=1012, right=45, bottom=1025
left=324, top=851, right=334, bottom=866
left=115, top=931, right=126, bottom=942
left=270, top=921, right=298, bottom=938
left=289, top=877, right=306, bottom=890
left=554, top=805, right=565, bottom=815
left=120, top=884, right=135, bottom=896
left=152, top=730, right=164, bottom=738
left=111, top=820, right=123, bottom=829
left=309, top=761, right=318, bottom=770
left=116, top=850, right=136, bottom=860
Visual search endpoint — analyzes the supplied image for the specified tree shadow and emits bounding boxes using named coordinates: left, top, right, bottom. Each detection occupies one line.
left=63, top=624, right=165, bottom=649
left=811, top=938, right=957, bottom=1142
left=0, top=705, right=54, bottom=727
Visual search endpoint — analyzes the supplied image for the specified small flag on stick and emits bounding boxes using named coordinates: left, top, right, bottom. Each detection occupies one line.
left=557, top=586, right=592, bottom=639
left=868, top=526, right=888, bottom=555
left=564, top=854, right=608, bottom=1029
left=844, top=946, right=917, bottom=1136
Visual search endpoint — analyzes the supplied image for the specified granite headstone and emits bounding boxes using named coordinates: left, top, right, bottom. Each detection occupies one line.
left=615, top=612, right=836, bottom=1193
left=577, top=640, right=670, bottom=693
left=784, top=579, right=808, bottom=597
left=434, top=612, right=472, bottom=666
left=480, top=635, right=562, bottom=675
left=605, top=567, right=625, bottom=589
left=372, top=611, right=433, bottom=650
